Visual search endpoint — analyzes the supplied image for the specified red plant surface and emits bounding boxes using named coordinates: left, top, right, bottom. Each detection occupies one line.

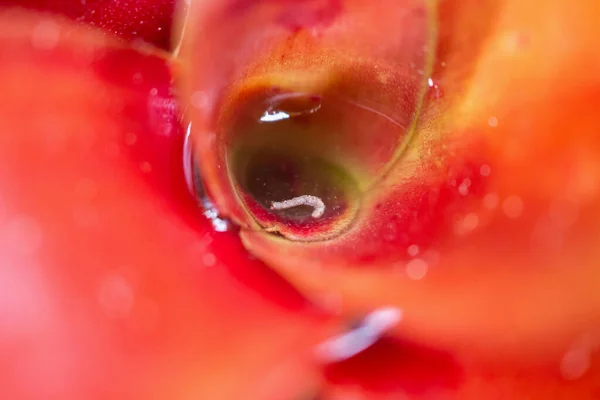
left=1, top=1, right=600, bottom=399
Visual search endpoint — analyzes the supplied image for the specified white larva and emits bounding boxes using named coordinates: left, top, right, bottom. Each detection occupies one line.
left=270, top=195, right=326, bottom=218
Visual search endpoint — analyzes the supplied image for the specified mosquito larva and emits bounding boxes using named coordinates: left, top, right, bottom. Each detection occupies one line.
left=270, top=195, right=326, bottom=218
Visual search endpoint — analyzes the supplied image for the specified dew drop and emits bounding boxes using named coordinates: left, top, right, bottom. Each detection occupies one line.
left=73, top=206, right=98, bottom=227
left=405, top=258, right=428, bottom=280
left=132, top=72, right=143, bottom=84
left=31, top=20, right=60, bottom=50
left=407, top=244, right=420, bottom=257
left=191, top=90, right=209, bottom=110
left=125, top=132, right=138, bottom=146
left=259, top=92, right=322, bottom=123
left=560, top=347, right=591, bottom=380
left=202, top=252, right=217, bottom=267
left=139, top=161, right=152, bottom=173
left=502, top=195, right=524, bottom=219
left=426, top=77, right=443, bottom=100
left=483, top=193, right=500, bottom=210
left=316, top=307, right=403, bottom=362
left=74, top=178, right=98, bottom=200
left=2, top=216, right=43, bottom=256
left=97, top=274, right=134, bottom=319
left=479, top=164, right=491, bottom=177
left=454, top=212, right=480, bottom=235
left=458, top=178, right=471, bottom=196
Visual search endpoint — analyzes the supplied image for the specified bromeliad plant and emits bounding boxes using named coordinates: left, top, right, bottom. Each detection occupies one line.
left=1, top=0, right=600, bottom=399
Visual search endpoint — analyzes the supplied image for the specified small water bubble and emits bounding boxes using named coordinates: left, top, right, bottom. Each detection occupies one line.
left=191, top=90, right=209, bottom=110
left=407, top=244, right=420, bottom=257
left=260, top=110, right=291, bottom=122
left=211, top=218, right=229, bottom=232
left=548, top=200, right=579, bottom=228
left=2, top=216, right=43, bottom=256
left=480, top=164, right=492, bottom=177
left=74, top=178, right=98, bottom=200
left=204, top=209, right=218, bottom=219
left=132, top=72, right=143, bottom=84
left=202, top=252, right=217, bottom=267
left=259, top=92, right=322, bottom=123
left=148, top=96, right=177, bottom=137
left=427, top=77, right=443, bottom=100
left=73, top=206, right=98, bottom=227
left=405, top=258, right=428, bottom=280
left=423, top=249, right=440, bottom=266
left=315, top=291, right=343, bottom=314
left=125, top=132, right=137, bottom=146
left=97, top=274, right=134, bottom=319
left=104, top=142, right=120, bottom=157
left=488, top=116, right=499, bottom=128
left=560, top=347, right=591, bottom=380
left=31, top=20, right=60, bottom=50
left=316, top=307, right=403, bottom=362
left=132, top=297, right=160, bottom=333
left=458, top=179, right=471, bottom=196
left=201, top=198, right=230, bottom=233
left=139, top=161, right=153, bottom=173
left=454, top=212, right=480, bottom=235
left=483, top=193, right=500, bottom=210
left=502, top=195, right=524, bottom=219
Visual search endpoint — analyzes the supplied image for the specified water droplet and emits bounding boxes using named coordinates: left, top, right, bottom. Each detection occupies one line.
left=97, top=275, right=134, bottom=319
left=483, top=193, right=500, bottom=210
left=139, top=161, right=152, bottom=173
left=191, top=90, right=209, bottom=110
left=202, top=252, right=217, bottom=267
left=259, top=92, right=322, bottom=123
left=454, top=212, right=480, bottom=235
left=132, top=72, right=143, bottom=84
left=502, top=195, right=524, bottom=219
left=132, top=297, right=160, bottom=333
left=73, top=206, right=98, bottom=227
left=316, top=292, right=343, bottom=314
left=31, top=20, right=60, bottom=50
left=426, top=77, right=443, bottom=100
left=548, top=200, right=579, bottom=228
left=201, top=198, right=230, bottom=233
left=423, top=249, right=440, bottom=266
left=407, top=244, right=420, bottom=257
left=458, top=179, right=471, bottom=196
left=74, top=179, right=98, bottom=200
left=2, top=216, right=43, bottom=256
left=104, top=142, right=121, bottom=157
left=125, top=132, right=137, bottom=146
left=488, top=116, right=498, bottom=128
left=479, top=164, right=491, bottom=177
left=316, top=307, right=403, bottom=362
left=560, top=346, right=591, bottom=380
left=405, top=258, right=428, bottom=280
left=211, top=217, right=229, bottom=232
left=182, top=123, right=195, bottom=195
